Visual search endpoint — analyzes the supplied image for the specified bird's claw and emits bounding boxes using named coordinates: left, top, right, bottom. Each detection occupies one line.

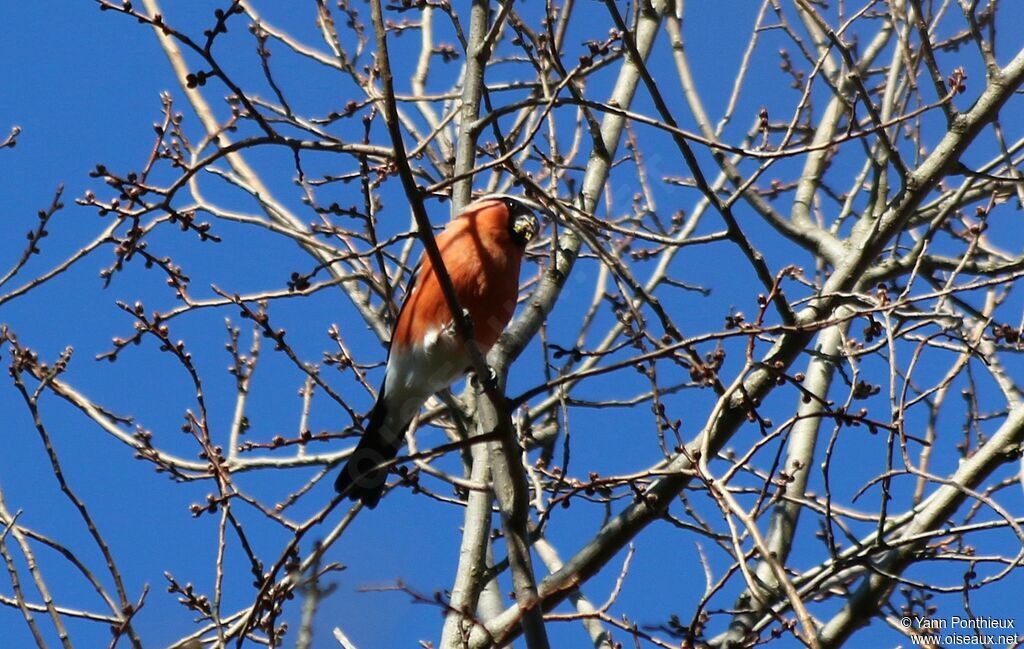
left=470, top=366, right=498, bottom=393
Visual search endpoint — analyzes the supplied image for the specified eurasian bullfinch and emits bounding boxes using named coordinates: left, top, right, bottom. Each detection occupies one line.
left=334, top=194, right=540, bottom=507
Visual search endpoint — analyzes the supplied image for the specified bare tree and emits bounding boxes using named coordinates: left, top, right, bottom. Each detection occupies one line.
left=3, top=1, right=1024, bottom=647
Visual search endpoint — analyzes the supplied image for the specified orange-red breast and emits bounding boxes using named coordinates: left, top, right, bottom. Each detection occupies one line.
left=335, top=194, right=539, bottom=507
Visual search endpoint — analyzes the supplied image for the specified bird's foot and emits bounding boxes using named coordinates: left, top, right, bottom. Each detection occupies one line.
left=470, top=365, right=498, bottom=393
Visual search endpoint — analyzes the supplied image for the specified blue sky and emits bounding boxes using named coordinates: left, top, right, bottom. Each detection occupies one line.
left=2, top=2, right=1023, bottom=648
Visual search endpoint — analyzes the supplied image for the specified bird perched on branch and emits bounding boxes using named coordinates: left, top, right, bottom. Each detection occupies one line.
left=335, top=194, right=540, bottom=508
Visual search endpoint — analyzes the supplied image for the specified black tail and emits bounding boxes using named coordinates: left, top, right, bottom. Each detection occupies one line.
left=334, top=393, right=409, bottom=509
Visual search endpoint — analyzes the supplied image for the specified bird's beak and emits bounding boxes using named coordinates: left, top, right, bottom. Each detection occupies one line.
left=512, top=212, right=539, bottom=245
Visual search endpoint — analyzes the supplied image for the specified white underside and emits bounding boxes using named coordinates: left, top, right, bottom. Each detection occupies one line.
left=380, top=323, right=466, bottom=438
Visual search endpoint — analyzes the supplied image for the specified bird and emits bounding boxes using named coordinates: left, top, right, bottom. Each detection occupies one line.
left=334, top=194, right=540, bottom=508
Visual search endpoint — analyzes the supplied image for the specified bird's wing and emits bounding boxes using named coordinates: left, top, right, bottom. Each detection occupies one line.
left=386, top=258, right=422, bottom=360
